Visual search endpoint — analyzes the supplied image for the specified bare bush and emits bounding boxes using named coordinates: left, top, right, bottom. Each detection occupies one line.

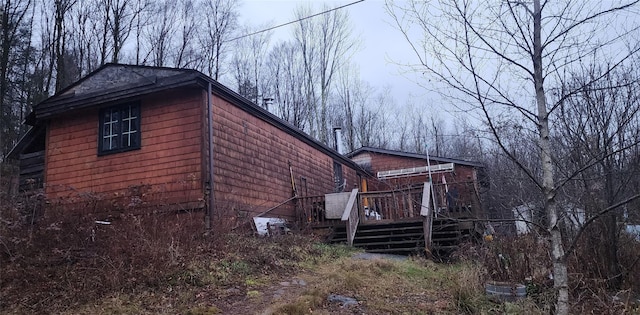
left=455, top=232, right=640, bottom=314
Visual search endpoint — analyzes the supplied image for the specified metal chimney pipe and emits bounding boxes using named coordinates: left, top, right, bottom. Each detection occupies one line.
left=263, top=97, right=274, bottom=111
left=333, top=127, right=344, bottom=154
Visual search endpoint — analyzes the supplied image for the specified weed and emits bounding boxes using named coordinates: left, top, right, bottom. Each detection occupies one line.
left=311, top=242, right=355, bottom=259
left=245, top=277, right=261, bottom=287
left=449, top=265, right=486, bottom=314
left=273, top=288, right=326, bottom=315
left=342, top=271, right=366, bottom=291
left=185, top=306, right=221, bottom=315
left=272, top=303, right=310, bottom=315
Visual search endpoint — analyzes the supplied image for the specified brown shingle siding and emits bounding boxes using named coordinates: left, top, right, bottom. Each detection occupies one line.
left=45, top=89, right=204, bottom=213
left=211, top=94, right=358, bottom=220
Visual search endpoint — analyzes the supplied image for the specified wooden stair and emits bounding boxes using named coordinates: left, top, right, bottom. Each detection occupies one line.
left=329, top=218, right=478, bottom=256
left=330, top=221, right=425, bottom=255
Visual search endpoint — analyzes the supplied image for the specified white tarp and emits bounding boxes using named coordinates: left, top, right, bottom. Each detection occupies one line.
left=325, top=192, right=352, bottom=219
left=253, top=217, right=287, bottom=236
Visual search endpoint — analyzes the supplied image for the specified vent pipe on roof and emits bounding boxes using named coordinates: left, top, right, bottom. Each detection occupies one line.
left=263, top=97, right=274, bottom=111
left=333, top=127, right=344, bottom=155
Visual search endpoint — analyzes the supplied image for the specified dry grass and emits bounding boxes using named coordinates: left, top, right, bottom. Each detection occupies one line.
left=0, top=190, right=338, bottom=315
left=0, top=192, right=583, bottom=314
left=1, top=197, right=508, bottom=315
left=453, top=231, right=640, bottom=315
left=271, top=256, right=528, bottom=315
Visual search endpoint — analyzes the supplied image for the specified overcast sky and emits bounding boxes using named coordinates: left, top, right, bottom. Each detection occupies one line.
left=238, top=0, right=442, bottom=116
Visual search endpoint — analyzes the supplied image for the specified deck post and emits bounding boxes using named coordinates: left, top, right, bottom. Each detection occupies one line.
left=421, top=182, right=434, bottom=258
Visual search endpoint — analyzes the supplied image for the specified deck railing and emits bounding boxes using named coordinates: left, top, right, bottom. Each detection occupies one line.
left=296, top=195, right=332, bottom=226
left=295, top=180, right=483, bottom=227
left=341, top=188, right=360, bottom=246
left=359, top=186, right=424, bottom=222
left=429, top=181, right=481, bottom=219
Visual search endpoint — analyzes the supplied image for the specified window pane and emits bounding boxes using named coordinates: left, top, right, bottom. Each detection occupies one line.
left=112, top=110, right=120, bottom=135
left=99, top=103, right=140, bottom=154
left=121, top=105, right=139, bottom=148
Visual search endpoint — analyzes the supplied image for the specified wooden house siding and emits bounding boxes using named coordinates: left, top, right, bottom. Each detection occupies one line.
left=352, top=151, right=477, bottom=191
left=348, top=148, right=486, bottom=220
left=45, top=88, right=204, bottom=213
left=11, top=64, right=365, bottom=229
left=211, top=95, right=357, bottom=220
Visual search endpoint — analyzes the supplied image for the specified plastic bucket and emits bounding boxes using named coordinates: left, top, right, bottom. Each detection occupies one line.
left=485, top=281, right=526, bottom=302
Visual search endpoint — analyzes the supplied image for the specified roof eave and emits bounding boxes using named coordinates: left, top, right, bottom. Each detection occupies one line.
left=347, top=146, right=484, bottom=168
left=34, top=74, right=201, bottom=121
left=200, top=76, right=366, bottom=173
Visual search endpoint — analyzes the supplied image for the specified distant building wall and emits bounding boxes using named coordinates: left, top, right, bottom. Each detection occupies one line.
left=351, top=150, right=484, bottom=219
left=355, top=152, right=476, bottom=191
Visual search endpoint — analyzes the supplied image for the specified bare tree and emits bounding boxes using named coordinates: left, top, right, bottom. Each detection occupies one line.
left=67, top=0, right=98, bottom=75
left=354, top=86, right=393, bottom=150
left=91, top=0, right=146, bottom=64
left=555, top=64, right=640, bottom=289
left=143, top=0, right=177, bottom=67
left=51, top=0, right=77, bottom=91
left=0, top=0, right=34, bottom=160
left=387, top=0, right=640, bottom=313
left=292, top=5, right=318, bottom=137
left=172, top=0, right=199, bottom=68
left=292, top=3, right=359, bottom=144
left=198, top=0, right=238, bottom=80
left=334, top=64, right=373, bottom=151
left=232, top=24, right=271, bottom=105
left=131, top=0, right=152, bottom=64
left=264, top=41, right=310, bottom=130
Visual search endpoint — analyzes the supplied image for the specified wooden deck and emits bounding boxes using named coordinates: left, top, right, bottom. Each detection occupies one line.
left=295, top=181, right=484, bottom=255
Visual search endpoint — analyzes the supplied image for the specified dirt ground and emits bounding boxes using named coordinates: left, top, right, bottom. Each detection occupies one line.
left=191, top=253, right=454, bottom=315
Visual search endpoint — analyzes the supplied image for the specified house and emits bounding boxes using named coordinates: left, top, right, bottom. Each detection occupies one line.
left=346, top=147, right=488, bottom=219
left=8, top=64, right=364, bottom=229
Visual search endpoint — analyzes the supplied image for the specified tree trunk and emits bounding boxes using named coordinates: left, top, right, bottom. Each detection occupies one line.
left=0, top=0, right=11, bottom=160
left=532, top=0, right=568, bottom=313
left=54, top=0, right=66, bottom=92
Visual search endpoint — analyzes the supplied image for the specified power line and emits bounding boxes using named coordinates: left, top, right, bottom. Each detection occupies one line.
left=227, top=0, right=365, bottom=42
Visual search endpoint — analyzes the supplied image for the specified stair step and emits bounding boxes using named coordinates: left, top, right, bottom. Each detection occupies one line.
left=365, top=247, right=424, bottom=254
left=432, top=232, right=461, bottom=237
left=354, top=239, right=424, bottom=247
left=432, top=222, right=460, bottom=228
left=353, top=232, right=425, bottom=240
left=432, top=236, right=462, bottom=242
left=331, top=231, right=424, bottom=243
left=355, top=227, right=423, bottom=234
left=432, top=245, right=459, bottom=251
left=326, top=218, right=473, bottom=255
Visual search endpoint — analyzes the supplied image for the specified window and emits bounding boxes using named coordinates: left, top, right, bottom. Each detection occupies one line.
left=333, top=161, right=344, bottom=192
left=98, top=103, right=141, bottom=155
